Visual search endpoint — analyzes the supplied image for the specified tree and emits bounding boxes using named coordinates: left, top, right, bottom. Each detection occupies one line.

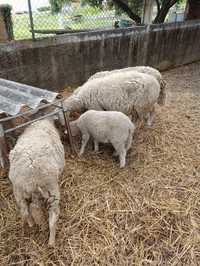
left=185, top=0, right=200, bottom=20
left=49, top=0, right=185, bottom=23
left=112, top=0, right=142, bottom=24
left=49, top=0, right=68, bottom=13
left=112, top=0, right=184, bottom=24
left=154, top=0, right=183, bottom=23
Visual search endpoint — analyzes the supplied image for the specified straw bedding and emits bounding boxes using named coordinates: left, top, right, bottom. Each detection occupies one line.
left=0, top=62, right=200, bottom=265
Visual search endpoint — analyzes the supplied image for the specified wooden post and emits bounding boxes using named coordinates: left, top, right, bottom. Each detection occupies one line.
left=0, top=4, right=13, bottom=42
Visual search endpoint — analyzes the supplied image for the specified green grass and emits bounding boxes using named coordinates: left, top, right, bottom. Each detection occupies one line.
left=13, top=7, right=116, bottom=40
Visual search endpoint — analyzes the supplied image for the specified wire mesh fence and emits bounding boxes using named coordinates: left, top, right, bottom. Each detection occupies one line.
left=9, top=0, right=132, bottom=40
left=1, top=0, right=186, bottom=41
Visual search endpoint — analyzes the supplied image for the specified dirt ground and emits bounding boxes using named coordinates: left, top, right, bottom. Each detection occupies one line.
left=0, top=62, right=200, bottom=265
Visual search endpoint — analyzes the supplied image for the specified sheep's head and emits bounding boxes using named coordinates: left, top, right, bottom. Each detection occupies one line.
left=63, top=95, right=84, bottom=113
left=64, top=120, right=80, bottom=137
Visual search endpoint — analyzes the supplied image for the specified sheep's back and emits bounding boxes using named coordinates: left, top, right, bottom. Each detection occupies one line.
left=9, top=120, right=65, bottom=194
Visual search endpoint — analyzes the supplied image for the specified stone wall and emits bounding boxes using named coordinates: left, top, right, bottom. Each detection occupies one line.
left=0, top=20, right=200, bottom=91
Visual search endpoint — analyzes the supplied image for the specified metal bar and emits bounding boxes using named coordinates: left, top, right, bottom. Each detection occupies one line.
left=60, top=102, right=77, bottom=155
left=0, top=98, right=63, bottom=123
left=27, top=0, right=35, bottom=41
left=4, top=109, right=62, bottom=134
left=0, top=124, right=9, bottom=168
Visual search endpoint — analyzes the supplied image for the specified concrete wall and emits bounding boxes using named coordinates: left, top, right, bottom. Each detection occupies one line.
left=0, top=20, right=200, bottom=91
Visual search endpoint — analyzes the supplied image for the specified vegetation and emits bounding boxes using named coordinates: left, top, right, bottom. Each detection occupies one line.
left=12, top=0, right=189, bottom=40
left=13, top=7, right=115, bottom=40
left=37, top=6, right=51, bottom=12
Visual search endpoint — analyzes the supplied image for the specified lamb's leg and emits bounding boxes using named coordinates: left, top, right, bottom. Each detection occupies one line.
left=126, top=131, right=133, bottom=152
left=146, top=108, right=155, bottom=127
left=112, top=142, right=127, bottom=168
left=94, top=140, right=99, bottom=152
left=79, top=133, right=90, bottom=155
left=118, top=147, right=127, bottom=168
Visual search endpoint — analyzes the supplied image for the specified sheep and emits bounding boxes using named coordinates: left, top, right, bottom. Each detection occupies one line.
left=63, top=71, right=162, bottom=127
left=87, top=66, right=166, bottom=105
left=9, top=118, right=65, bottom=246
left=68, top=110, right=135, bottom=168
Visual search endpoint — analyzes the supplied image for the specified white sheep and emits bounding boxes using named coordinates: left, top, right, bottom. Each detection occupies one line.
left=87, top=66, right=166, bottom=105
left=9, top=118, right=65, bottom=246
left=63, top=71, right=162, bottom=127
left=68, top=110, right=135, bottom=168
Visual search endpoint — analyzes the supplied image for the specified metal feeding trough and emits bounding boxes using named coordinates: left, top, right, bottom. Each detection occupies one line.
left=0, top=79, right=76, bottom=169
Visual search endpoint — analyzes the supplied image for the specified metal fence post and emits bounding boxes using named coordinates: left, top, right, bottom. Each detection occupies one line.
left=27, top=0, right=35, bottom=41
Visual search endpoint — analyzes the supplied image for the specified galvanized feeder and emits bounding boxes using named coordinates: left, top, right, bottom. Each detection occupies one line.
left=0, top=79, right=75, bottom=169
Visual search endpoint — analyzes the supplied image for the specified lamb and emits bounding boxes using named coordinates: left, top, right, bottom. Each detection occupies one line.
left=68, top=110, right=135, bottom=168
left=9, top=118, right=65, bottom=246
left=63, top=71, right=162, bottom=127
left=87, top=66, right=166, bottom=105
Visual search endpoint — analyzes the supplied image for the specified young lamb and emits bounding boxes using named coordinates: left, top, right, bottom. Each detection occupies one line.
left=9, top=118, right=65, bottom=246
left=68, top=110, right=135, bottom=168
left=63, top=71, right=162, bottom=127
left=87, top=66, right=166, bottom=105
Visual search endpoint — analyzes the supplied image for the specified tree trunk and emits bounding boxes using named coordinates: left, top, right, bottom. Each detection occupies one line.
left=185, top=0, right=200, bottom=20
left=153, top=0, right=178, bottom=24
left=112, top=0, right=142, bottom=24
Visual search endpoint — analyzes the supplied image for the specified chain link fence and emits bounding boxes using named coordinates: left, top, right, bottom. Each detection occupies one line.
left=8, top=0, right=134, bottom=40
left=0, top=1, right=186, bottom=41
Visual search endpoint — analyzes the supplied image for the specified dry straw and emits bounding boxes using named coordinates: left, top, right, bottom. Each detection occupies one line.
left=0, top=63, right=200, bottom=265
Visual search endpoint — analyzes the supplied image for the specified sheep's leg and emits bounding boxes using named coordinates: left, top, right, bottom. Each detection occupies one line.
left=94, top=140, right=99, bottom=152
left=146, top=106, right=155, bottom=127
left=19, top=199, right=34, bottom=227
left=48, top=198, right=60, bottom=246
left=118, top=147, right=127, bottom=168
left=13, top=188, right=34, bottom=227
left=79, top=133, right=90, bottom=155
left=126, top=132, right=133, bottom=152
left=112, top=143, right=127, bottom=168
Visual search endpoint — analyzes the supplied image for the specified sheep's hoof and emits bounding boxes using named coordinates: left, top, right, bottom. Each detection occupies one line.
left=26, top=217, right=34, bottom=227
left=119, top=162, right=126, bottom=168
left=48, top=240, right=55, bottom=247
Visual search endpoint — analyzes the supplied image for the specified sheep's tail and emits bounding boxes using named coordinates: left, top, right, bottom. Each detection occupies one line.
left=157, top=79, right=166, bottom=106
